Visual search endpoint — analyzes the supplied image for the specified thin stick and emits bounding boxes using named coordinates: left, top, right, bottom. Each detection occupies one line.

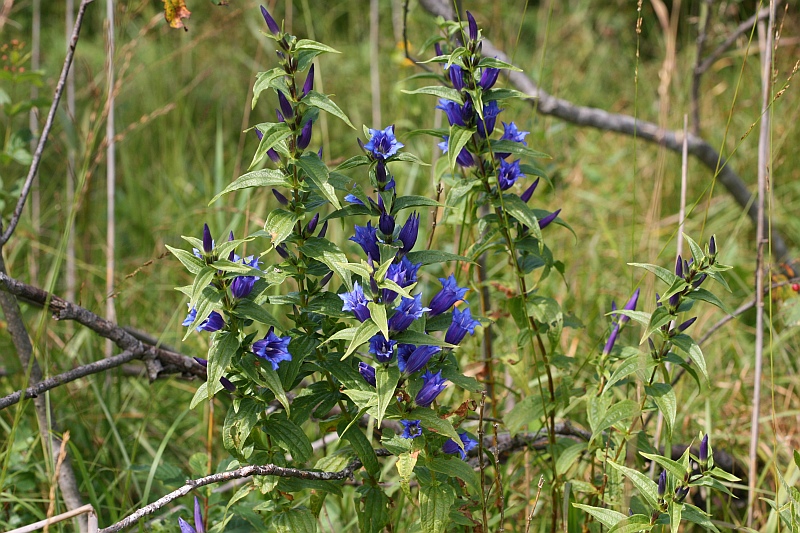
left=477, top=391, right=488, bottom=531
left=105, top=0, right=117, bottom=359
left=29, top=0, right=41, bottom=281
left=525, top=475, right=545, bottom=533
left=492, top=423, right=505, bottom=531
left=65, top=0, right=77, bottom=308
left=6, top=504, right=97, bottom=533
left=44, top=431, right=71, bottom=533
left=690, top=0, right=712, bottom=135
left=748, top=2, right=775, bottom=526
left=370, top=0, right=381, bottom=128
left=0, top=0, right=95, bottom=245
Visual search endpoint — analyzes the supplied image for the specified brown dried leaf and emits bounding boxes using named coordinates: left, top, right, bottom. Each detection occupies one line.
left=163, top=0, right=191, bottom=30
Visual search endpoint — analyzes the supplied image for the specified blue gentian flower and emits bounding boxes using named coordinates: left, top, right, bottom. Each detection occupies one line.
left=260, top=5, right=281, bottom=35
left=699, top=434, right=709, bottom=468
left=252, top=327, right=292, bottom=371
left=538, top=208, right=561, bottom=229
left=438, top=136, right=475, bottom=167
left=388, top=294, right=429, bottom=332
left=339, top=282, right=371, bottom=322
left=428, top=275, right=468, bottom=317
left=497, top=159, right=524, bottom=190
left=476, top=101, right=502, bottom=138
left=442, top=431, right=479, bottom=460
left=398, top=345, right=440, bottom=375
left=231, top=256, right=261, bottom=299
left=602, top=288, right=640, bottom=355
left=415, top=370, right=448, bottom=407
left=183, top=306, right=225, bottom=333
left=400, top=419, right=423, bottom=439
left=350, top=222, right=380, bottom=262
left=383, top=257, right=421, bottom=303
left=178, top=496, right=206, bottom=533
left=436, top=99, right=467, bottom=127
left=479, top=67, right=500, bottom=90
left=369, top=335, right=397, bottom=363
left=445, top=307, right=481, bottom=345
left=194, top=358, right=236, bottom=392
left=398, top=212, right=419, bottom=254
left=358, top=362, right=376, bottom=387
left=379, top=212, right=396, bottom=237
left=344, top=192, right=365, bottom=206
left=182, top=305, right=197, bottom=327
left=364, top=125, right=404, bottom=160
left=448, top=64, right=465, bottom=91
left=496, top=121, right=530, bottom=158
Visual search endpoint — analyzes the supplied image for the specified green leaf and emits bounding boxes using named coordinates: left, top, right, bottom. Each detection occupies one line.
left=670, top=333, right=708, bottom=385
left=375, top=365, right=400, bottom=428
left=303, top=90, right=355, bottom=129
left=342, top=319, right=380, bottom=359
left=646, top=383, right=676, bottom=437
left=270, top=507, right=317, bottom=533
left=572, top=504, right=627, bottom=529
left=419, top=482, right=455, bottom=533
left=263, top=209, right=299, bottom=246
left=223, top=397, right=261, bottom=453
left=607, top=460, right=659, bottom=508
left=505, top=395, right=545, bottom=433
left=485, top=139, right=549, bottom=160
left=263, top=418, right=313, bottom=463
left=209, top=168, right=291, bottom=204
left=391, top=195, right=441, bottom=214
left=358, top=486, right=391, bottom=533
left=476, top=56, right=523, bottom=71
left=592, top=400, right=639, bottom=441
left=392, top=330, right=457, bottom=349
left=295, top=39, right=340, bottom=54
left=337, top=419, right=380, bottom=477
left=642, top=306, right=675, bottom=342
left=368, top=302, right=389, bottom=340
left=483, top=88, right=529, bottom=102
left=640, top=452, right=687, bottom=481
left=335, top=155, right=371, bottom=170
left=604, top=351, right=649, bottom=392
left=447, top=125, right=474, bottom=173
left=166, top=244, right=204, bottom=274
left=556, top=442, right=587, bottom=476
left=190, top=266, right=217, bottom=308
left=609, top=309, right=651, bottom=327
left=409, top=408, right=461, bottom=445
left=252, top=68, right=285, bottom=108
left=296, top=152, right=341, bottom=209
left=687, top=287, right=733, bottom=315
left=232, top=299, right=282, bottom=329
left=607, top=514, right=654, bottom=533
left=262, top=365, right=291, bottom=414
left=249, top=122, right=291, bottom=169
left=501, top=194, right=544, bottom=247
left=428, top=457, right=480, bottom=493
left=208, top=332, right=239, bottom=399
left=396, top=451, right=418, bottom=498
left=299, top=237, right=352, bottom=288
left=683, top=233, right=706, bottom=264
left=401, top=86, right=463, bottom=104
left=406, top=250, right=470, bottom=265
left=681, top=504, right=721, bottom=533
left=629, top=262, right=681, bottom=287
left=670, top=502, right=683, bottom=533
left=392, top=152, right=430, bottom=165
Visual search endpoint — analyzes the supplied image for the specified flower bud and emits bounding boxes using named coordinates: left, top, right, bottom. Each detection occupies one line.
left=692, top=274, right=707, bottom=288
left=520, top=178, right=540, bottom=203
left=675, top=255, right=683, bottom=279
left=479, top=67, right=500, bottom=90
left=677, top=317, right=697, bottom=332
left=320, top=271, right=333, bottom=287
left=657, top=470, right=667, bottom=497
left=202, top=223, right=213, bottom=253
left=267, top=148, right=281, bottom=163
left=317, top=221, right=328, bottom=239
left=434, top=42, right=443, bottom=57
left=276, top=244, right=290, bottom=259
left=277, top=91, right=294, bottom=119
left=306, top=213, right=319, bottom=234
left=260, top=5, right=281, bottom=35
left=448, top=64, right=465, bottom=91
left=358, top=362, right=376, bottom=387
left=699, top=434, right=709, bottom=469
left=276, top=110, right=285, bottom=123
left=379, top=213, right=396, bottom=236
left=272, top=188, right=289, bottom=205
left=297, top=120, right=313, bottom=149
left=538, top=208, right=561, bottom=229
left=302, top=64, right=315, bottom=97
left=709, top=235, right=717, bottom=257
left=466, top=11, right=478, bottom=41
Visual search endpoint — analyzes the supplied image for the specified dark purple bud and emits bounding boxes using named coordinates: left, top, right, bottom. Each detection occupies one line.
left=434, top=42, right=443, bottom=57
left=692, top=274, right=707, bottom=288
left=254, top=128, right=263, bottom=141
left=619, top=288, right=640, bottom=325
left=538, top=208, right=561, bottom=229
left=357, top=138, right=366, bottom=152
left=674, top=486, right=690, bottom=503
left=376, top=160, right=388, bottom=185
left=675, top=255, right=683, bottom=279
left=227, top=231, right=235, bottom=261
left=415, top=370, right=448, bottom=407
left=677, top=317, right=697, bottom=332
left=699, top=434, right=709, bottom=466
left=358, top=362, right=376, bottom=387
left=669, top=292, right=680, bottom=309
left=272, top=188, right=289, bottom=205
left=377, top=194, right=386, bottom=214
left=379, top=213, right=396, bottom=236
left=276, top=244, right=290, bottom=259
left=306, top=213, right=319, bottom=234
left=317, top=146, right=323, bottom=160
left=479, top=67, right=500, bottom=90
left=267, top=148, right=281, bottom=163
left=277, top=91, right=294, bottom=119
left=448, top=65, right=465, bottom=91
left=657, top=470, right=667, bottom=497
left=318, top=221, right=328, bottom=239
left=602, top=324, right=620, bottom=356
left=302, top=64, right=315, bottom=97
left=466, top=11, right=478, bottom=41
left=202, top=224, right=213, bottom=253
left=475, top=41, right=483, bottom=55
left=655, top=293, right=662, bottom=307
left=194, top=357, right=208, bottom=367
left=520, top=178, right=540, bottom=203
left=370, top=275, right=380, bottom=296
left=220, top=376, right=236, bottom=392
left=276, top=110, right=285, bottom=123
left=260, top=5, right=281, bottom=35
left=320, top=271, right=333, bottom=287
left=647, top=337, right=657, bottom=358
left=709, top=236, right=717, bottom=256
left=297, top=120, right=313, bottom=149
left=398, top=212, right=419, bottom=253
left=399, top=345, right=440, bottom=375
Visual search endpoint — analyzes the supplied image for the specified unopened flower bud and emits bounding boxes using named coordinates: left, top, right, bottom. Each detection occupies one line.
left=297, top=120, right=313, bottom=149
left=318, top=221, right=328, bottom=238
left=320, top=271, right=333, bottom=287
left=692, top=274, right=707, bottom=288
left=267, top=148, right=281, bottom=163
left=276, top=244, right=290, bottom=259
left=520, top=178, right=540, bottom=203
left=379, top=213, right=396, bottom=236
left=202, top=223, right=213, bottom=253
left=272, top=188, right=289, bottom=205
left=277, top=91, right=294, bottom=119
left=306, top=213, right=319, bottom=234
left=466, top=11, right=478, bottom=41
left=657, top=470, right=667, bottom=497
left=678, top=317, right=697, bottom=332
left=675, top=255, right=683, bottom=279
left=699, top=434, right=709, bottom=468
left=448, top=65, right=465, bottom=91
left=302, top=64, right=315, bottom=97
left=260, top=5, right=281, bottom=35
left=538, top=208, right=561, bottom=229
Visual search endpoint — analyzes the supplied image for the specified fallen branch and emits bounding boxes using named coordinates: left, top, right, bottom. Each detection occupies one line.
left=418, top=0, right=790, bottom=262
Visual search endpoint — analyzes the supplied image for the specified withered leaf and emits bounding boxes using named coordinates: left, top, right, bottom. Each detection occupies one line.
left=163, top=0, right=191, bottom=30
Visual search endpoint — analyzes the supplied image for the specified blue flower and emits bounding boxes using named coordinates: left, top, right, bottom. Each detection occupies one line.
left=428, top=275, right=468, bottom=317
left=252, top=327, right=292, bottom=371
left=436, top=99, right=472, bottom=127
left=398, top=345, right=440, bottom=374
left=350, top=222, right=380, bottom=262
left=277, top=91, right=293, bottom=119
left=496, top=121, right=530, bottom=159
left=398, top=212, right=419, bottom=254
left=448, top=64, right=465, bottom=91
left=344, top=193, right=365, bottom=206
left=388, top=294, right=429, bottom=332
left=445, top=307, right=481, bottom=345
left=358, top=362, right=376, bottom=387
left=194, top=358, right=236, bottom=392
left=400, top=419, right=423, bottom=439
left=231, top=255, right=261, bottom=299
left=415, top=370, right=448, bottom=407
left=466, top=11, right=478, bottom=41
left=383, top=257, right=421, bottom=303
left=339, top=282, right=371, bottom=322
left=369, top=335, right=397, bottom=363
left=379, top=212, right=396, bottom=237
left=497, top=159, right=524, bottom=190
left=438, top=136, right=475, bottom=167
left=364, top=125, right=403, bottom=160
left=602, top=288, right=639, bottom=355
left=183, top=305, right=226, bottom=333
left=476, top=101, right=502, bottom=138
left=479, top=67, right=500, bottom=90
left=442, top=431, right=479, bottom=460
left=178, top=496, right=206, bottom=533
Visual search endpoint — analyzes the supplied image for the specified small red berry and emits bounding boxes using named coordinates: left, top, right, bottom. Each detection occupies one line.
left=791, top=283, right=799, bottom=292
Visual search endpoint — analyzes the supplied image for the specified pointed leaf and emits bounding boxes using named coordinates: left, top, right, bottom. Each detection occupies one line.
left=402, top=86, right=463, bottom=104
left=209, top=168, right=291, bottom=204
left=249, top=122, right=291, bottom=169
left=375, top=365, right=400, bottom=428
left=419, top=482, right=455, bottom=533
left=303, top=90, right=355, bottom=128
left=607, top=460, right=659, bottom=508
left=296, top=152, right=341, bottom=209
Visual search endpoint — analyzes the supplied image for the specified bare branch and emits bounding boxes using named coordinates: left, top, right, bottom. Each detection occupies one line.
left=417, top=0, right=790, bottom=262
left=0, top=0, right=95, bottom=245
left=0, top=272, right=204, bottom=381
